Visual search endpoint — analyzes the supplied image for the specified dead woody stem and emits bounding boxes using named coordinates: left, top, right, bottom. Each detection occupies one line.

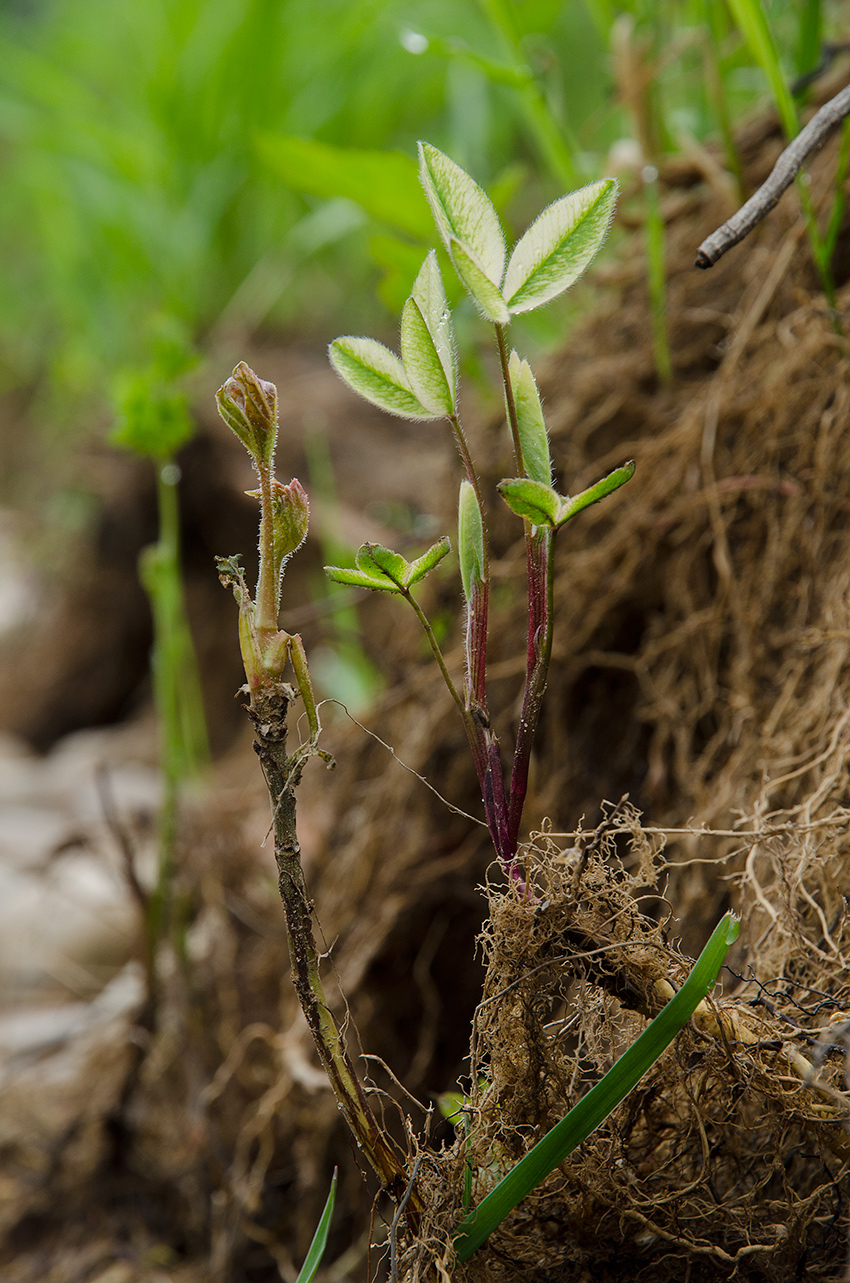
left=247, top=679, right=416, bottom=1209
left=216, top=361, right=417, bottom=1212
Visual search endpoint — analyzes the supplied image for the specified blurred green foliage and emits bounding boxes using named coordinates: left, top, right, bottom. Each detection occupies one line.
left=0, top=0, right=843, bottom=411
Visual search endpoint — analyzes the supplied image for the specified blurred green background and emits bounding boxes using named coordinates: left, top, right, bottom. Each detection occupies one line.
left=1, top=0, right=839, bottom=436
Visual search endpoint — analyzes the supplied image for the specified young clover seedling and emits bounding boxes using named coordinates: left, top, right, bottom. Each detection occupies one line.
left=327, top=142, right=633, bottom=878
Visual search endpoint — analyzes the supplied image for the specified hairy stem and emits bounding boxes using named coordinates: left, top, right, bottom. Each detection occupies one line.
left=494, top=323, right=525, bottom=477
left=255, top=462, right=278, bottom=635
left=508, top=529, right=555, bottom=850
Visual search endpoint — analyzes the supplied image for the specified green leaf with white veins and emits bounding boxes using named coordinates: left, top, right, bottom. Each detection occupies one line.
left=450, top=239, right=510, bottom=325
left=329, top=337, right=432, bottom=421
left=401, top=298, right=454, bottom=416
left=410, top=251, right=456, bottom=403
left=419, top=142, right=506, bottom=287
left=504, top=179, right=618, bottom=315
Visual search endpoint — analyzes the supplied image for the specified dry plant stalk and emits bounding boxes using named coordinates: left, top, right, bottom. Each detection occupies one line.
left=215, top=363, right=414, bottom=1209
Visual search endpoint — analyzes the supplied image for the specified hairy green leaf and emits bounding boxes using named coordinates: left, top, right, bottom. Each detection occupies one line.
left=497, top=477, right=560, bottom=526
left=410, top=250, right=456, bottom=403
left=419, top=142, right=506, bottom=286
left=358, top=542, right=410, bottom=586
left=504, top=179, right=617, bottom=314
left=556, top=460, right=635, bottom=526
left=406, top=535, right=452, bottom=585
left=458, top=480, right=486, bottom=602
left=401, top=297, right=454, bottom=416
left=454, top=913, right=740, bottom=1262
left=507, top=352, right=551, bottom=486
left=450, top=239, right=510, bottom=324
left=329, top=337, right=432, bottom=421
left=324, top=563, right=401, bottom=593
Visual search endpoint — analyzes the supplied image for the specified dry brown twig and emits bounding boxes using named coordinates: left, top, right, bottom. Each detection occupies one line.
left=696, top=82, right=850, bottom=267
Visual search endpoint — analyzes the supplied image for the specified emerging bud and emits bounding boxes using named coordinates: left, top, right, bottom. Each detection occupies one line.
left=269, top=477, right=309, bottom=570
left=508, top=351, right=551, bottom=487
left=216, top=362, right=279, bottom=467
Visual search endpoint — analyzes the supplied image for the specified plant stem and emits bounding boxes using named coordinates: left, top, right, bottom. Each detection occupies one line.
left=248, top=678, right=418, bottom=1212
left=404, top=590, right=466, bottom=717
left=494, top=323, right=525, bottom=477
left=508, top=529, right=554, bottom=851
left=450, top=413, right=491, bottom=713
left=255, top=461, right=278, bottom=635
left=142, top=461, right=210, bottom=991
left=494, top=321, right=554, bottom=855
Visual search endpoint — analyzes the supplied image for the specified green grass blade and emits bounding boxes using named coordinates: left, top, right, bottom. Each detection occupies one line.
left=726, top=0, right=798, bottom=137
left=454, top=911, right=740, bottom=1262
left=822, top=116, right=850, bottom=266
left=795, top=0, right=822, bottom=87
left=296, top=1168, right=338, bottom=1283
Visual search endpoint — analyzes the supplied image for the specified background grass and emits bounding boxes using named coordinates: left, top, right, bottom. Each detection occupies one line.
left=0, top=0, right=844, bottom=545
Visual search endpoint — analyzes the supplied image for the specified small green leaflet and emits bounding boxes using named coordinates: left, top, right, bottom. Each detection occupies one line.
left=418, top=142, right=506, bottom=287
left=325, top=537, right=451, bottom=594
left=401, top=298, right=454, bottom=416
left=498, top=461, right=634, bottom=528
left=449, top=238, right=510, bottom=324
left=497, top=477, right=560, bottom=526
left=400, top=251, right=457, bottom=414
left=507, top=352, right=551, bottom=486
left=503, top=179, right=618, bottom=314
left=329, top=337, right=432, bottom=421
left=458, top=480, right=486, bottom=601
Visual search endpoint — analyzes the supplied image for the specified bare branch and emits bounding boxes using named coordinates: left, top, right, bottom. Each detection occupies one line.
left=695, top=83, right=850, bottom=269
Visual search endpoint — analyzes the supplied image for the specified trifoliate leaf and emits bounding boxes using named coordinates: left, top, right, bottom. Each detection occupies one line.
left=329, top=337, right=433, bottom=420
left=497, top=477, right=560, bottom=527
left=406, top=535, right=452, bottom=585
left=401, top=298, right=454, bottom=416
left=450, top=239, right=510, bottom=325
left=418, top=142, right=506, bottom=286
left=458, top=480, right=486, bottom=602
left=503, top=179, right=618, bottom=314
left=507, top=352, right=551, bottom=486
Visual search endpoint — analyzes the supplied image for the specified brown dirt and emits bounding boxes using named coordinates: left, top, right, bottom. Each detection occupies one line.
left=3, top=87, right=850, bottom=1282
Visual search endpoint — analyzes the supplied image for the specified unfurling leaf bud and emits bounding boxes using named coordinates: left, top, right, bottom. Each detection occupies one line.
left=269, top=478, right=309, bottom=569
left=458, top=480, right=485, bottom=603
left=216, top=361, right=279, bottom=467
